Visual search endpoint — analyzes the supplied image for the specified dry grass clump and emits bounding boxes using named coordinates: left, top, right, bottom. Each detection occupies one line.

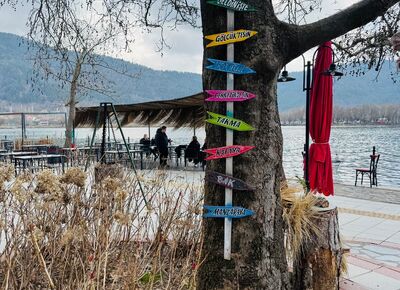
left=60, top=167, right=86, bottom=187
left=0, top=164, right=13, bottom=193
left=0, top=166, right=203, bottom=289
left=281, top=185, right=321, bottom=260
left=35, top=169, right=62, bottom=195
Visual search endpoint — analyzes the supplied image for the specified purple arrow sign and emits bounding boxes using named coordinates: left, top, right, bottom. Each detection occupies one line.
left=206, top=171, right=254, bottom=191
left=205, top=90, right=256, bottom=102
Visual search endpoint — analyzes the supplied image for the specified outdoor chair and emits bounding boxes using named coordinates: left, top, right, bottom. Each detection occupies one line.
left=184, top=148, right=205, bottom=170
left=355, top=154, right=380, bottom=187
left=174, top=145, right=187, bottom=166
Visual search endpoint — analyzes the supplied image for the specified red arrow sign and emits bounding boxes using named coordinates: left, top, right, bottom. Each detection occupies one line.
left=204, top=145, right=254, bottom=160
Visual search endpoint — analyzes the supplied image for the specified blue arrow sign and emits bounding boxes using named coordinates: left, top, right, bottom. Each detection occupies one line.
left=203, top=205, right=254, bottom=218
left=206, top=58, right=256, bottom=75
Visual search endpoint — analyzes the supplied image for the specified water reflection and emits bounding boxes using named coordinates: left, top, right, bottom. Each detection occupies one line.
left=282, top=126, right=400, bottom=188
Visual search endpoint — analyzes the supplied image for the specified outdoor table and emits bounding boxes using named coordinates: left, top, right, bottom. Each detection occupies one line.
left=131, top=143, right=144, bottom=150
left=0, top=151, right=37, bottom=163
left=105, top=149, right=144, bottom=169
left=95, top=141, right=116, bottom=150
left=22, top=144, right=53, bottom=150
left=115, top=142, right=128, bottom=150
left=0, top=140, right=14, bottom=151
left=168, top=145, right=178, bottom=154
left=78, top=146, right=100, bottom=158
left=14, top=154, right=66, bottom=175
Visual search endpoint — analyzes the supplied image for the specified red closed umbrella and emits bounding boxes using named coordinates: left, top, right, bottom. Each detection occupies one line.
left=309, top=41, right=334, bottom=196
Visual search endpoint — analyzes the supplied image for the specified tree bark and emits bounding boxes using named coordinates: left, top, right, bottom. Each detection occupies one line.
left=64, top=58, right=83, bottom=148
left=293, top=207, right=343, bottom=290
left=197, top=2, right=290, bottom=289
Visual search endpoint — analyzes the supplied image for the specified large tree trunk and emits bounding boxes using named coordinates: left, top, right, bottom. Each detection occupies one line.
left=197, top=2, right=290, bottom=289
left=196, top=0, right=400, bottom=288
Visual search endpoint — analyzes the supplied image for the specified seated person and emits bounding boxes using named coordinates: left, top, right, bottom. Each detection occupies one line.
left=140, top=134, right=150, bottom=146
left=185, top=136, right=201, bottom=165
left=140, top=134, right=154, bottom=157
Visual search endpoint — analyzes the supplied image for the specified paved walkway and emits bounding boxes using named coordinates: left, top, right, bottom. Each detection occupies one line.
left=325, top=191, right=400, bottom=290
left=335, top=183, right=400, bottom=204
left=156, top=172, right=400, bottom=289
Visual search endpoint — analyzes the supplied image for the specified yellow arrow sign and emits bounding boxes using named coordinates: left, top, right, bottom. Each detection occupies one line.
left=205, top=29, right=257, bottom=48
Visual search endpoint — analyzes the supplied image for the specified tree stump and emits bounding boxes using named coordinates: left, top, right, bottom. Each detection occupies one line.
left=294, top=206, right=343, bottom=290
left=310, top=207, right=342, bottom=290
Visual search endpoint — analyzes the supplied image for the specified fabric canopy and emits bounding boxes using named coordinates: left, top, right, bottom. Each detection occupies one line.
left=309, top=41, right=334, bottom=196
left=75, top=93, right=205, bottom=128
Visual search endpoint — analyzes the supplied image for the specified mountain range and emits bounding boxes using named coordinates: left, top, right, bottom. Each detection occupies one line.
left=0, top=32, right=398, bottom=112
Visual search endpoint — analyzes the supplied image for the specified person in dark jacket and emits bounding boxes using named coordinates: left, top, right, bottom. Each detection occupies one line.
left=155, top=126, right=170, bottom=167
left=185, top=136, right=201, bottom=165
left=140, top=134, right=154, bottom=157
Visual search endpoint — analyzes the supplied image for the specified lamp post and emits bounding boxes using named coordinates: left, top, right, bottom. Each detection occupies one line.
left=279, top=45, right=343, bottom=191
left=303, top=60, right=312, bottom=190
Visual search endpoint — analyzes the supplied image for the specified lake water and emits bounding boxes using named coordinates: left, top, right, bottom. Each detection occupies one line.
left=0, top=126, right=399, bottom=188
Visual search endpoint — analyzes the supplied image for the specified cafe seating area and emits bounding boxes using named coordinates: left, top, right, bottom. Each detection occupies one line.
left=0, top=138, right=205, bottom=176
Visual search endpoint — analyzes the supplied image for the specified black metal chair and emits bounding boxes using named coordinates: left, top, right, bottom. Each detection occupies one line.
left=184, top=147, right=200, bottom=167
left=355, top=154, right=380, bottom=187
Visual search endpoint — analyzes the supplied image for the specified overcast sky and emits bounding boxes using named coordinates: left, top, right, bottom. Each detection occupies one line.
left=0, top=0, right=360, bottom=74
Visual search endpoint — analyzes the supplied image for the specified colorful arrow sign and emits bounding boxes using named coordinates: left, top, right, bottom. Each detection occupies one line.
left=205, top=29, right=257, bottom=48
left=205, top=90, right=256, bottom=102
left=206, top=111, right=254, bottom=131
left=206, top=171, right=254, bottom=191
left=203, top=205, right=254, bottom=218
left=204, top=145, right=254, bottom=160
left=207, top=0, right=256, bottom=12
left=206, top=58, right=255, bottom=75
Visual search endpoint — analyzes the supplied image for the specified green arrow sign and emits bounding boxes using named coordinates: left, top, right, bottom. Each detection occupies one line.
left=207, top=0, right=256, bottom=12
left=206, top=111, right=254, bottom=131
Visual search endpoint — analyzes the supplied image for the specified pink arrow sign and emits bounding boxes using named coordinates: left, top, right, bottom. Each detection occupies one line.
left=205, top=90, right=256, bottom=102
left=204, top=145, right=254, bottom=160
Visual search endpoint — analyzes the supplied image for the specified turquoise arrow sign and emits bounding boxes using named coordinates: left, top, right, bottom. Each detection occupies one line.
left=206, top=58, right=256, bottom=75
left=203, top=206, right=254, bottom=218
left=206, top=111, right=254, bottom=131
left=207, top=0, right=256, bottom=12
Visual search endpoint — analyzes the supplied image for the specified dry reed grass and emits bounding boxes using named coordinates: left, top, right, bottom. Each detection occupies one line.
left=281, top=183, right=321, bottom=261
left=0, top=163, right=345, bottom=288
left=0, top=166, right=203, bottom=289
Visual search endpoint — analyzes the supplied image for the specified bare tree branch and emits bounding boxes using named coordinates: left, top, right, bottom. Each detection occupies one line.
left=285, top=0, right=400, bottom=62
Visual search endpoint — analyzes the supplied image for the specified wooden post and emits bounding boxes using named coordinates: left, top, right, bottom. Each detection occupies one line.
left=224, top=8, right=234, bottom=261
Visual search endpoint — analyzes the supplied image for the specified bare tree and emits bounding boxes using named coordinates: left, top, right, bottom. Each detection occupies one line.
left=26, top=1, right=137, bottom=147
left=0, top=0, right=198, bottom=147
